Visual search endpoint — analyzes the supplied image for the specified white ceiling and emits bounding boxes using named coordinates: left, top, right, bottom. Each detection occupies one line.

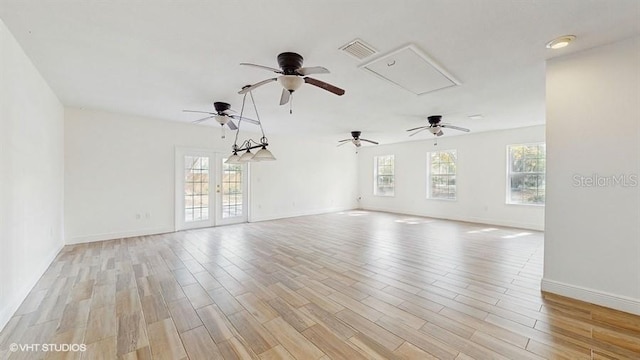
left=1, top=0, right=638, bottom=144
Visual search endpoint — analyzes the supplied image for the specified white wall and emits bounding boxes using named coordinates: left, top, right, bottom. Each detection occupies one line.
left=249, top=135, right=358, bottom=222
left=357, top=126, right=545, bottom=230
left=543, top=37, right=640, bottom=315
left=64, top=107, right=358, bottom=243
left=0, top=19, right=64, bottom=331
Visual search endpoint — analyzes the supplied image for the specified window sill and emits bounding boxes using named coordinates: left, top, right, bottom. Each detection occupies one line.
left=506, top=202, right=545, bottom=207
left=427, top=197, right=457, bottom=202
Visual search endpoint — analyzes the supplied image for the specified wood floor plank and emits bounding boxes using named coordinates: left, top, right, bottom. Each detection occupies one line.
left=226, top=310, right=278, bottom=355
left=362, top=296, right=426, bottom=329
left=85, top=304, right=116, bottom=345
left=116, top=312, right=148, bottom=356
left=166, top=297, right=203, bottom=333
left=336, top=309, right=404, bottom=351
left=195, top=304, right=234, bottom=344
left=119, top=346, right=153, bottom=360
left=179, top=326, right=222, bottom=360
left=1, top=211, right=639, bottom=360
left=181, top=283, right=214, bottom=310
left=267, top=282, right=309, bottom=308
left=375, top=315, right=459, bottom=360
left=266, top=297, right=316, bottom=333
left=393, top=341, right=440, bottom=360
left=217, top=337, right=259, bottom=360
left=327, top=292, right=384, bottom=322
left=348, top=332, right=401, bottom=360
left=82, top=336, right=116, bottom=360
left=140, top=294, right=169, bottom=325
left=147, top=318, right=187, bottom=360
left=302, top=323, right=368, bottom=360
left=236, top=292, right=279, bottom=324
left=259, top=344, right=296, bottom=360
left=263, top=317, right=325, bottom=359
left=299, top=303, right=356, bottom=340
left=44, top=325, right=86, bottom=360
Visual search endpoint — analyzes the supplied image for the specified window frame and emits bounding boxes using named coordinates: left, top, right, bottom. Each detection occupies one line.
left=221, top=160, right=244, bottom=219
left=373, top=155, right=395, bottom=197
left=506, top=142, right=546, bottom=206
left=427, top=149, right=458, bottom=201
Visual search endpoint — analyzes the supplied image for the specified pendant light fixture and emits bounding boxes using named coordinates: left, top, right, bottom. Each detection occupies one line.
left=225, top=88, right=276, bottom=164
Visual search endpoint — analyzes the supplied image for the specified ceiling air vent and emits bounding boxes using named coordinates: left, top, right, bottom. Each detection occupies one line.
left=359, top=44, right=461, bottom=95
left=339, top=38, right=377, bottom=60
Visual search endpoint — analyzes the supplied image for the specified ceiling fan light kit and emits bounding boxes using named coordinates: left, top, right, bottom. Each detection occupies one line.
left=239, top=52, right=345, bottom=113
left=338, top=130, right=379, bottom=148
left=214, top=114, right=229, bottom=126
left=278, top=75, right=304, bottom=91
left=406, top=114, right=470, bottom=138
left=183, top=101, right=261, bottom=139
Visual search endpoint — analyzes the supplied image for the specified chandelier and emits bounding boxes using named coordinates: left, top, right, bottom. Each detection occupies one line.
left=225, top=88, right=276, bottom=163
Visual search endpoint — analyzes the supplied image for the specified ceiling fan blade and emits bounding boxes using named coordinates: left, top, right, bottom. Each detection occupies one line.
left=192, top=116, right=215, bottom=124
left=337, top=141, right=350, bottom=147
left=304, top=77, right=345, bottom=96
left=240, top=63, right=283, bottom=74
left=229, top=114, right=260, bottom=125
left=441, top=124, right=470, bottom=132
left=406, top=126, right=429, bottom=132
left=183, top=110, right=216, bottom=115
left=226, top=119, right=238, bottom=130
left=297, top=66, right=330, bottom=76
left=436, top=130, right=444, bottom=136
left=238, top=78, right=277, bottom=94
left=338, top=139, right=351, bottom=143
left=279, top=89, right=291, bottom=105
left=408, top=127, right=430, bottom=137
left=360, top=138, right=379, bottom=145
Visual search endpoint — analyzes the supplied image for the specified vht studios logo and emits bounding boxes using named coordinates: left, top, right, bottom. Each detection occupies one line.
left=572, top=173, right=638, bottom=188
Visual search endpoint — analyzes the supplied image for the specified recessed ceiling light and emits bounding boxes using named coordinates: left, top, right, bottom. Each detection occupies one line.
left=468, top=114, right=483, bottom=120
left=546, top=35, right=576, bottom=50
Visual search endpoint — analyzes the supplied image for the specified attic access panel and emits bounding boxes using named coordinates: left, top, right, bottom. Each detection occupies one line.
left=360, top=44, right=460, bottom=95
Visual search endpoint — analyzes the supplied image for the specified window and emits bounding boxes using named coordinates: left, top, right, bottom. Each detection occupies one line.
left=507, top=143, right=545, bottom=205
left=374, top=155, right=394, bottom=196
left=184, top=156, right=210, bottom=222
left=222, top=160, right=243, bottom=218
left=428, top=150, right=457, bottom=200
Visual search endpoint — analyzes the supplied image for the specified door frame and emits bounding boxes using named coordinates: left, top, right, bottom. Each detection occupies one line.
left=215, top=154, right=249, bottom=226
left=175, top=147, right=216, bottom=231
left=175, top=147, right=249, bottom=231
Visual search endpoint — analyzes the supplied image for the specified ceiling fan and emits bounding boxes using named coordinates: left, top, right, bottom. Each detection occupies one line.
left=183, top=101, right=259, bottom=129
left=406, top=115, right=470, bottom=137
left=238, top=52, right=345, bottom=108
left=338, top=131, right=379, bottom=147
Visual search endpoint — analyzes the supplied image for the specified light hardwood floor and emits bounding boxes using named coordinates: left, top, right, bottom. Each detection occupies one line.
left=0, top=211, right=639, bottom=359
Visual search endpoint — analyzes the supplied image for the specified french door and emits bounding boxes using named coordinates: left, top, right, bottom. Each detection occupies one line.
left=175, top=148, right=248, bottom=231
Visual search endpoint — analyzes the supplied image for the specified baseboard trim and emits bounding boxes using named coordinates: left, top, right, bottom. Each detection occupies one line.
left=0, top=242, right=64, bottom=333
left=249, top=206, right=355, bottom=223
left=358, top=206, right=544, bottom=231
left=541, top=278, right=640, bottom=315
left=66, top=226, right=174, bottom=245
